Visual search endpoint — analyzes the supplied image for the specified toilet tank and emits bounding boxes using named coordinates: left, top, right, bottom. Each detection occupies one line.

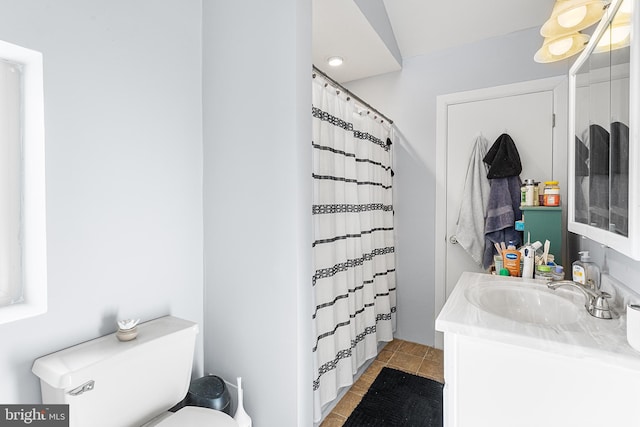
left=32, top=316, right=198, bottom=427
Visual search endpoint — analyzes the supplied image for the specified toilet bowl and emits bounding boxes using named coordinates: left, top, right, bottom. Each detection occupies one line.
left=144, top=406, right=237, bottom=427
left=32, top=316, right=237, bottom=427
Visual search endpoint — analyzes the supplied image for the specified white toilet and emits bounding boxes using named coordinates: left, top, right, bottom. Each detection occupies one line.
left=32, top=316, right=238, bottom=427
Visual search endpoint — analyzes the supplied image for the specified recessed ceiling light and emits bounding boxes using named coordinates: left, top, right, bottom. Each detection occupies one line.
left=327, top=56, right=344, bottom=67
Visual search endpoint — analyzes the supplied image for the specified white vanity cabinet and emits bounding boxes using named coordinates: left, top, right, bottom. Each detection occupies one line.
left=436, top=272, right=640, bottom=427
left=569, top=0, right=640, bottom=258
left=442, top=334, right=640, bottom=427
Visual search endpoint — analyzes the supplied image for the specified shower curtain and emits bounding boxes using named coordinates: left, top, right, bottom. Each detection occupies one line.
left=311, top=74, right=396, bottom=422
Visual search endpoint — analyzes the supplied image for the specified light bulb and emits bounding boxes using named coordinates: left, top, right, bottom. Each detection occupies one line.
left=598, top=24, right=631, bottom=47
left=610, top=25, right=631, bottom=44
left=619, top=0, right=633, bottom=15
left=327, top=56, right=343, bottom=67
left=548, top=37, right=574, bottom=55
left=557, top=5, right=588, bottom=28
left=599, top=31, right=612, bottom=47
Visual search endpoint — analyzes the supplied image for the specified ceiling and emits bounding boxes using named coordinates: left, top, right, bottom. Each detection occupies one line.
left=312, top=0, right=557, bottom=83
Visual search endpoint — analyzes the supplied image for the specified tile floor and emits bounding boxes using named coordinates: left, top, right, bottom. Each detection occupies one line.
left=320, top=339, right=445, bottom=427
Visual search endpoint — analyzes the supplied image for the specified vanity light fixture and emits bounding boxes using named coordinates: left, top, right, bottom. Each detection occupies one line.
left=534, top=32, right=591, bottom=63
left=536, top=0, right=607, bottom=62
left=327, top=56, right=344, bottom=67
left=541, top=0, right=608, bottom=37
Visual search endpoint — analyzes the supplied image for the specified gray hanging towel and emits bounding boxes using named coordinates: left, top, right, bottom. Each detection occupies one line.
left=456, top=135, right=491, bottom=265
left=483, top=176, right=523, bottom=269
left=483, top=133, right=522, bottom=178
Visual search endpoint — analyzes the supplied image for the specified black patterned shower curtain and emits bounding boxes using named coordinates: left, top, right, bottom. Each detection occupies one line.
left=311, top=74, right=396, bottom=422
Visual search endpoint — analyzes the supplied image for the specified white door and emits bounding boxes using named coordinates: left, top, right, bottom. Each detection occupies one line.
left=444, top=91, right=555, bottom=299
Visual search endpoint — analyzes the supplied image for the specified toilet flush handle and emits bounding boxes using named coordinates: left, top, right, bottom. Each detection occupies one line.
left=68, top=380, right=95, bottom=396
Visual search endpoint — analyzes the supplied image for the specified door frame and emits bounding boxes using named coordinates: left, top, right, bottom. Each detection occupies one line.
left=434, top=76, right=567, bottom=349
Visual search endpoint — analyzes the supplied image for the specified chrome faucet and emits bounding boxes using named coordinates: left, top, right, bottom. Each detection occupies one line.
left=547, top=280, right=614, bottom=319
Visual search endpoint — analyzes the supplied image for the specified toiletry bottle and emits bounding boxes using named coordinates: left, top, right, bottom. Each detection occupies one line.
left=572, top=251, right=600, bottom=291
left=503, top=241, right=521, bottom=277
left=537, top=182, right=545, bottom=206
left=523, top=179, right=536, bottom=206
left=543, top=181, right=561, bottom=206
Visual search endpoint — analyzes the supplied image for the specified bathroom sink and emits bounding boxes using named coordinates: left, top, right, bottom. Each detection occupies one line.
left=464, top=282, right=581, bottom=326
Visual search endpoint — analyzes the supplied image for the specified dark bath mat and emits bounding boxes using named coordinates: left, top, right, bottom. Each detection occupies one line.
left=343, top=367, right=444, bottom=427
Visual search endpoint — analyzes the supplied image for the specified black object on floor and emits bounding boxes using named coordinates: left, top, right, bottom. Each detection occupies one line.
left=343, top=367, right=444, bottom=427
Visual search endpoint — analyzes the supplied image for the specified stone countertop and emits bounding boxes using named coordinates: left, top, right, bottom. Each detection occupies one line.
left=435, top=271, right=640, bottom=370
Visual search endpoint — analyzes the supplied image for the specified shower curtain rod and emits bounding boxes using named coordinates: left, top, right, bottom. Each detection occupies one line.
left=312, top=65, right=394, bottom=125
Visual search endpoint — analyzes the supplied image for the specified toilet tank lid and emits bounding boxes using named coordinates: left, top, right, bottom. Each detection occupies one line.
left=32, top=316, right=198, bottom=389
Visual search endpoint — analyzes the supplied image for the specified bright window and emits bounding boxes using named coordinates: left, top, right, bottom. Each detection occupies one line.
left=0, top=58, right=23, bottom=307
left=0, top=40, right=46, bottom=324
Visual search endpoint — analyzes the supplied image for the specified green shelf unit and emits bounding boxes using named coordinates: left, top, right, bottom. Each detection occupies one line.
left=520, top=206, right=562, bottom=265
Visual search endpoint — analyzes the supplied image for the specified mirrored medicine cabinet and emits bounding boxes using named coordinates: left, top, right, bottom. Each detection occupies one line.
left=569, top=0, right=640, bottom=259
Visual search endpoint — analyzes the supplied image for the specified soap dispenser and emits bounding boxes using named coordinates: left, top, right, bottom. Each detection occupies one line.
left=572, top=251, right=600, bottom=291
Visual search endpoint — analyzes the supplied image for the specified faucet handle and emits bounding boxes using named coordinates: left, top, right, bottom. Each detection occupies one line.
left=547, top=280, right=614, bottom=319
left=590, top=291, right=613, bottom=319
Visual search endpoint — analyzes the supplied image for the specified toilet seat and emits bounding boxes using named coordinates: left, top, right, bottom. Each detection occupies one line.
left=153, top=406, right=237, bottom=427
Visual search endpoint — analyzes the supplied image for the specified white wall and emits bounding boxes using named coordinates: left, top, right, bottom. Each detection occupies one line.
left=0, top=0, right=204, bottom=403
left=574, top=236, right=640, bottom=295
left=202, top=1, right=313, bottom=426
left=346, top=28, right=569, bottom=346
